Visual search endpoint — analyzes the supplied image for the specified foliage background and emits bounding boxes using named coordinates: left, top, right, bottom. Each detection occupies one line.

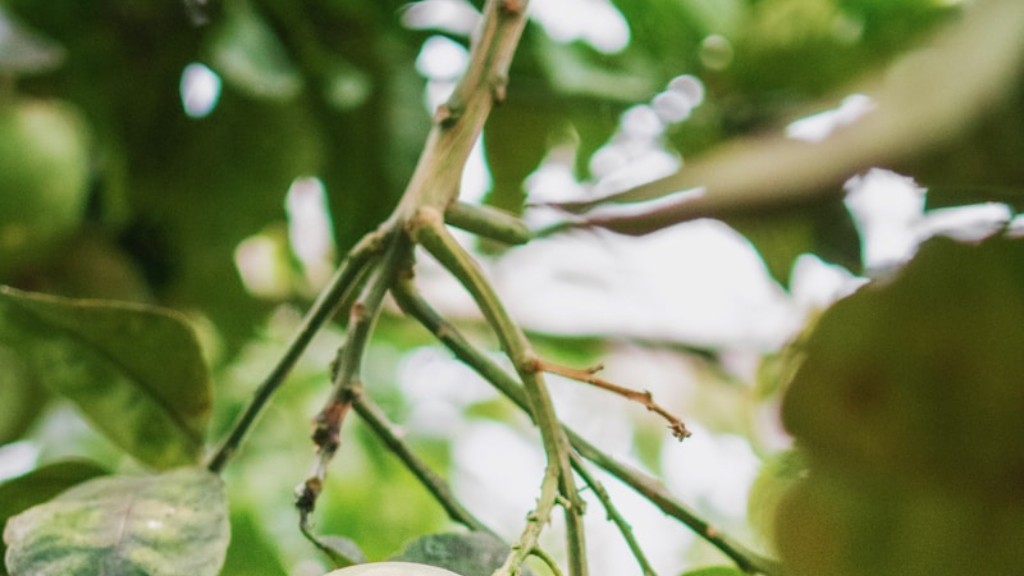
left=2, top=0, right=1024, bottom=574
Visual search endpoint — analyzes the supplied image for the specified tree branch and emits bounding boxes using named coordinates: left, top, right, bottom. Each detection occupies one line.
left=408, top=209, right=588, bottom=576
left=206, top=228, right=388, bottom=474
left=351, top=388, right=499, bottom=536
left=536, top=360, right=691, bottom=441
left=392, top=279, right=782, bottom=575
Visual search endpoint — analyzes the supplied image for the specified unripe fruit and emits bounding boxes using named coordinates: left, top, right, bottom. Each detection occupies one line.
left=325, top=562, right=463, bottom=576
left=0, top=98, right=90, bottom=277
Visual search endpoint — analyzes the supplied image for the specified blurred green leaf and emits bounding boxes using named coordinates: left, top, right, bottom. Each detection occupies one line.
left=747, top=449, right=806, bottom=548
left=914, top=79, right=1024, bottom=210
left=560, top=0, right=1024, bottom=239
left=783, top=235, right=1024, bottom=481
left=679, top=566, right=746, bottom=576
left=3, top=467, right=229, bottom=576
left=0, top=6, right=64, bottom=75
left=0, top=287, right=211, bottom=469
left=778, top=234, right=1024, bottom=575
left=391, top=532, right=526, bottom=576
left=534, top=37, right=658, bottom=104
left=220, top=510, right=289, bottom=576
left=0, top=344, right=49, bottom=446
left=728, top=198, right=860, bottom=286
left=207, top=0, right=304, bottom=100
left=0, top=459, right=108, bottom=576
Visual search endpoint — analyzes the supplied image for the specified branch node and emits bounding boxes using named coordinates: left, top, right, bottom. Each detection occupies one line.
left=434, top=102, right=461, bottom=126
left=500, top=0, right=526, bottom=14
left=491, top=73, right=509, bottom=104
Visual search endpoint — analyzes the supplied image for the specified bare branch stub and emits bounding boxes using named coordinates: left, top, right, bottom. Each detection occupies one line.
left=538, top=359, right=692, bottom=441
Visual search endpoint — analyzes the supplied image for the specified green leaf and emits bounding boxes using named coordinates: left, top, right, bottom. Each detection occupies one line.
left=747, top=449, right=806, bottom=548
left=206, top=0, right=303, bottom=100
left=728, top=198, right=861, bottom=286
left=559, top=0, right=1024, bottom=237
left=777, top=234, right=1024, bottom=576
left=0, top=344, right=49, bottom=446
left=0, top=460, right=108, bottom=576
left=782, top=235, right=1024, bottom=482
left=0, top=6, right=64, bottom=75
left=3, top=468, right=229, bottom=576
left=220, top=510, right=289, bottom=576
left=315, top=535, right=368, bottom=568
left=0, top=286, right=212, bottom=469
left=325, top=563, right=462, bottom=576
left=680, top=566, right=746, bottom=576
left=390, top=532, right=528, bottom=576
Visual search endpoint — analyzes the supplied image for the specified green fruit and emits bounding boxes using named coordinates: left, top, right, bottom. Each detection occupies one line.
left=0, top=98, right=90, bottom=277
left=325, top=562, right=463, bottom=576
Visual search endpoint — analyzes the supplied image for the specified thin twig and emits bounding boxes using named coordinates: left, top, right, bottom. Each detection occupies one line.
left=207, top=229, right=387, bottom=474
left=295, top=234, right=404, bottom=531
left=568, top=433, right=784, bottom=576
left=351, top=389, right=499, bottom=536
left=406, top=211, right=588, bottom=576
left=531, top=546, right=565, bottom=576
left=391, top=280, right=782, bottom=576
left=536, top=360, right=691, bottom=441
left=572, top=461, right=658, bottom=576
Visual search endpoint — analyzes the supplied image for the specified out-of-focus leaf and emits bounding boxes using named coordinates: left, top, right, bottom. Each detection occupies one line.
left=783, top=234, right=1024, bottom=484
left=0, top=345, right=49, bottom=446
left=777, top=235, right=1024, bottom=576
left=728, top=199, right=860, bottom=286
left=0, top=286, right=211, bottom=469
left=325, top=562, right=462, bottom=576
left=391, top=532, right=529, bottom=576
left=220, top=510, right=289, bottom=576
left=914, top=80, right=1024, bottom=211
left=483, top=103, right=552, bottom=213
left=680, top=566, right=746, bottom=576
left=534, top=37, right=658, bottom=104
left=313, top=534, right=367, bottom=568
left=0, top=6, right=63, bottom=75
left=747, top=449, right=806, bottom=548
left=558, top=0, right=1024, bottom=233
left=319, top=423, right=448, bottom=560
left=3, top=468, right=229, bottom=576
left=0, top=460, right=108, bottom=576
left=321, top=60, right=372, bottom=111
left=129, top=93, right=324, bottom=352
left=206, top=0, right=303, bottom=100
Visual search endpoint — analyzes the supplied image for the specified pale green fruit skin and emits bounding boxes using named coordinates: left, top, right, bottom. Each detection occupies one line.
left=325, top=562, right=463, bottom=576
left=0, top=98, right=90, bottom=277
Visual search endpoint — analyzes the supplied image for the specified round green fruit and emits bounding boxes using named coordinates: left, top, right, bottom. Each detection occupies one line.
left=0, top=98, right=91, bottom=277
left=325, top=562, right=463, bottom=576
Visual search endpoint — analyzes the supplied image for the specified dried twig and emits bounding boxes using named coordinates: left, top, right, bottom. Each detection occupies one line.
left=536, top=360, right=691, bottom=441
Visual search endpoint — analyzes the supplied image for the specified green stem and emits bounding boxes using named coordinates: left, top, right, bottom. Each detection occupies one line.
left=295, top=233, right=406, bottom=534
left=392, top=280, right=783, bottom=576
left=408, top=209, right=588, bottom=576
left=351, top=391, right=499, bottom=536
left=573, top=461, right=659, bottom=576
left=206, top=229, right=387, bottom=474
left=445, top=201, right=532, bottom=245
left=569, top=437, right=783, bottom=575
